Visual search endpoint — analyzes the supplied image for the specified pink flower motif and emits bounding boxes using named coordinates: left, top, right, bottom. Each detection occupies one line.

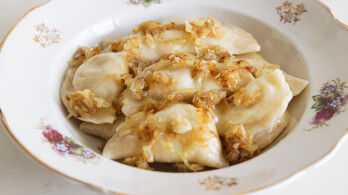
left=42, top=126, right=63, bottom=142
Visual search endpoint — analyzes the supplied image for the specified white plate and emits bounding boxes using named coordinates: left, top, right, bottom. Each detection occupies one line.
left=0, top=0, right=347, bottom=194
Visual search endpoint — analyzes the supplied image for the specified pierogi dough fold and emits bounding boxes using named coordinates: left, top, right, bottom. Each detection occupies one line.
left=79, top=115, right=125, bottom=140
left=61, top=52, right=129, bottom=124
left=216, top=69, right=293, bottom=149
left=234, top=53, right=309, bottom=96
left=103, top=103, right=228, bottom=168
left=123, top=17, right=260, bottom=64
left=120, top=52, right=255, bottom=117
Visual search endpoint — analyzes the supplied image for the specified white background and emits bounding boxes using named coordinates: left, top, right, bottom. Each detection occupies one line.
left=0, top=0, right=348, bottom=194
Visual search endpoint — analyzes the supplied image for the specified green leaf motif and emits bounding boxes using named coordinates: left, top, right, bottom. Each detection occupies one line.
left=70, top=147, right=83, bottom=155
left=64, top=136, right=77, bottom=144
left=311, top=102, right=323, bottom=111
left=313, top=94, right=324, bottom=103
left=312, top=95, right=324, bottom=111
left=142, top=0, right=160, bottom=7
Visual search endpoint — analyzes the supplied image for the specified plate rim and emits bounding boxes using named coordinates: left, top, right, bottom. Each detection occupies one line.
left=0, top=0, right=347, bottom=194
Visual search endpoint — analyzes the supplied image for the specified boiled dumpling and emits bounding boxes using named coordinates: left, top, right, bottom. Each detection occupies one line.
left=216, top=69, right=293, bottom=149
left=103, top=103, right=228, bottom=169
left=121, top=67, right=222, bottom=116
left=162, top=16, right=195, bottom=25
left=130, top=32, right=195, bottom=63
left=79, top=115, right=125, bottom=140
left=60, top=17, right=310, bottom=171
left=234, top=53, right=309, bottom=95
left=61, top=52, right=129, bottom=124
left=254, top=111, right=290, bottom=149
left=120, top=53, right=255, bottom=116
left=164, top=17, right=260, bottom=55
left=126, top=17, right=260, bottom=64
left=199, top=24, right=260, bottom=55
left=282, top=71, right=309, bottom=96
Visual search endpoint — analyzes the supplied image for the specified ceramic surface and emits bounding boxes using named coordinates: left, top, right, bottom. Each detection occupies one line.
left=0, top=0, right=347, bottom=194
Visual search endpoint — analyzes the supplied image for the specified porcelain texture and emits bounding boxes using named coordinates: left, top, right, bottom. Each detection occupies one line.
left=0, top=0, right=347, bottom=194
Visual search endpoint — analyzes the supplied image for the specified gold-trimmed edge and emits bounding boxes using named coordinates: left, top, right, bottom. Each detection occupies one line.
left=317, top=0, right=348, bottom=30
left=241, top=129, right=348, bottom=194
left=0, top=112, right=126, bottom=195
left=0, top=0, right=347, bottom=194
left=2, top=111, right=348, bottom=195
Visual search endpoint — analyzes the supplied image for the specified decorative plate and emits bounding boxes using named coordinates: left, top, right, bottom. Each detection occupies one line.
left=0, top=0, right=347, bottom=194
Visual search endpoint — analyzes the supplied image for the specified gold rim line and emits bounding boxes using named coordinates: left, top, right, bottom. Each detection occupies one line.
left=0, top=1, right=51, bottom=53
left=0, top=1, right=348, bottom=195
left=241, top=129, right=348, bottom=195
left=2, top=109, right=348, bottom=195
left=0, top=112, right=126, bottom=195
left=317, top=0, right=348, bottom=30
left=0, top=1, right=124, bottom=194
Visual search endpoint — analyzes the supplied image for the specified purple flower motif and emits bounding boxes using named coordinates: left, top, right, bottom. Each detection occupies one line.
left=313, top=109, right=336, bottom=124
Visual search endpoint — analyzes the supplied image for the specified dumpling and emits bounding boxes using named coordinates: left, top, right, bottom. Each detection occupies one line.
left=282, top=71, right=309, bottom=96
left=103, top=103, right=228, bottom=169
left=162, top=16, right=195, bottom=24
left=79, top=115, right=125, bottom=140
left=216, top=69, right=293, bottom=149
left=61, top=52, right=129, bottom=124
left=120, top=52, right=255, bottom=116
left=254, top=111, right=290, bottom=149
left=126, top=17, right=260, bottom=64
left=199, top=24, right=260, bottom=55
left=121, top=68, right=221, bottom=116
left=130, top=31, right=195, bottom=63
left=164, top=17, right=260, bottom=55
left=234, top=53, right=309, bottom=95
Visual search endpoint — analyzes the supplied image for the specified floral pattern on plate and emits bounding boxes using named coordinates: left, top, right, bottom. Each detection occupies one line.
left=33, top=23, right=61, bottom=48
left=38, top=121, right=97, bottom=160
left=128, top=0, right=160, bottom=7
left=306, top=78, right=348, bottom=131
left=199, top=176, right=237, bottom=191
left=276, top=1, right=307, bottom=25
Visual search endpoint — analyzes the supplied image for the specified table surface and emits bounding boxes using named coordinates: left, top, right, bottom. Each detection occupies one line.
left=1, top=0, right=348, bottom=194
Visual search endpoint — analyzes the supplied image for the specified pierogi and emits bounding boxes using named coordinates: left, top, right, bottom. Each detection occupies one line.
left=60, top=17, right=308, bottom=171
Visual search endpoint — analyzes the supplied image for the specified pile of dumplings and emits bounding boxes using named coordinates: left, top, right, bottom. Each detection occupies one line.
left=61, top=17, right=308, bottom=171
